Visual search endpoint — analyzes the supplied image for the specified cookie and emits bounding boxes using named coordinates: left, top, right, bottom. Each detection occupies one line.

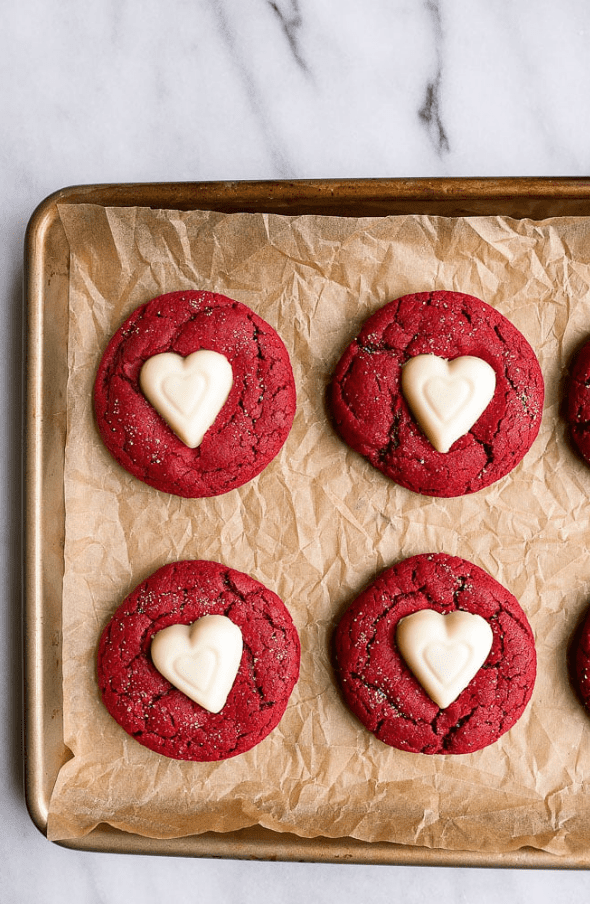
left=333, top=553, right=536, bottom=755
left=571, top=605, right=590, bottom=713
left=329, top=291, right=544, bottom=497
left=97, top=560, right=300, bottom=761
left=566, top=337, right=590, bottom=467
left=94, top=290, right=296, bottom=497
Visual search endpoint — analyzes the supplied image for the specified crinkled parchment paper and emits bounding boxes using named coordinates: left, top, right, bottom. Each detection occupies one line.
left=46, top=204, right=590, bottom=856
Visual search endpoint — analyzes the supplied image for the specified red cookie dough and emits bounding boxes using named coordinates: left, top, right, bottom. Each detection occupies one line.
left=333, top=553, right=536, bottom=755
left=571, top=605, right=590, bottom=714
left=330, top=291, right=544, bottom=497
left=94, top=290, right=296, bottom=497
left=566, top=337, right=590, bottom=467
left=97, top=560, right=300, bottom=761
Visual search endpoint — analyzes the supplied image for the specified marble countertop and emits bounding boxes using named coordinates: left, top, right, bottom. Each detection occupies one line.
left=4, top=2, right=590, bottom=901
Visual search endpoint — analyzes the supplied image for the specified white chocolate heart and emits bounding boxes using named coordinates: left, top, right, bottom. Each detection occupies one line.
left=151, top=615, right=243, bottom=713
left=139, top=350, right=233, bottom=448
left=396, top=609, right=493, bottom=709
left=401, top=354, right=496, bottom=452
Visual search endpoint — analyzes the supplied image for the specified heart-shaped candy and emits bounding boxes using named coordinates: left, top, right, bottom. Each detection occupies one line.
left=151, top=615, right=243, bottom=713
left=139, top=350, right=233, bottom=448
left=396, top=609, right=493, bottom=709
left=401, top=354, right=496, bottom=452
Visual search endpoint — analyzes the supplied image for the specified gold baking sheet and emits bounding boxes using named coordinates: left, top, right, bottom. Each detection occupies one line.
left=24, top=177, right=590, bottom=865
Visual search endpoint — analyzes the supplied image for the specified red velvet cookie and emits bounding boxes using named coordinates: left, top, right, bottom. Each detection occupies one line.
left=94, top=290, right=296, bottom=497
left=571, top=605, right=590, bottom=714
left=333, top=553, right=536, bottom=755
left=330, top=291, right=544, bottom=497
left=97, top=560, right=300, bottom=761
left=566, top=337, right=590, bottom=467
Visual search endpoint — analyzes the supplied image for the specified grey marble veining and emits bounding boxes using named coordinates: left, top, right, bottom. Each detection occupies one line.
left=3, top=1, right=590, bottom=901
left=419, top=0, right=449, bottom=155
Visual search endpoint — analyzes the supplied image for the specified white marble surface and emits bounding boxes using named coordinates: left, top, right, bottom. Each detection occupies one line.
left=4, top=1, right=590, bottom=900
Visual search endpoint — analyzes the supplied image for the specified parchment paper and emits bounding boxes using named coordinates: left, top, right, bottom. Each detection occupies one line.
left=46, top=204, right=590, bottom=856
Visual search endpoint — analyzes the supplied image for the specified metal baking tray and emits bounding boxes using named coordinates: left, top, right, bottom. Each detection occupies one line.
left=24, top=177, right=590, bottom=865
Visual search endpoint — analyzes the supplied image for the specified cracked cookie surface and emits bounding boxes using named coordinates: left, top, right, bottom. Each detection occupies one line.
left=571, top=604, right=590, bottom=715
left=329, top=291, right=544, bottom=496
left=333, top=553, right=536, bottom=755
left=566, top=337, right=590, bottom=467
left=94, top=290, right=296, bottom=497
left=97, top=560, right=301, bottom=761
